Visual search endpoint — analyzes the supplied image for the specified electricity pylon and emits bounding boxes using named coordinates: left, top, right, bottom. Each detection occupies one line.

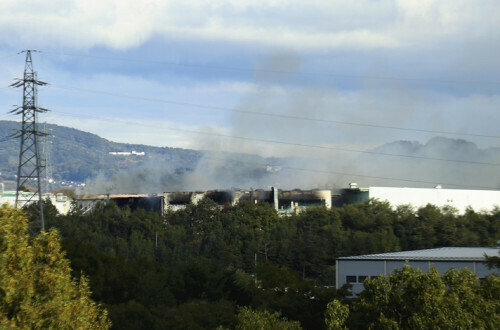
left=10, top=50, right=49, bottom=231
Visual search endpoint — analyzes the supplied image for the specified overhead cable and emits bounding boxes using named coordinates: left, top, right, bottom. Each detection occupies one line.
left=50, top=84, right=500, bottom=140
left=48, top=110, right=500, bottom=167
left=40, top=51, right=500, bottom=85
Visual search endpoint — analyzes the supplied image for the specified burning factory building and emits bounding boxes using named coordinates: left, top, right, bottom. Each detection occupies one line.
left=74, top=184, right=500, bottom=216
left=163, top=187, right=332, bottom=215
left=76, top=187, right=332, bottom=216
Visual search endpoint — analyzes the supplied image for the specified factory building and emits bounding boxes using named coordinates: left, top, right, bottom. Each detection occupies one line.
left=77, top=188, right=332, bottom=216
left=333, top=184, right=500, bottom=214
left=76, top=193, right=165, bottom=215
left=336, top=247, right=499, bottom=295
left=162, top=188, right=332, bottom=215
left=76, top=184, right=500, bottom=216
left=5, top=182, right=500, bottom=216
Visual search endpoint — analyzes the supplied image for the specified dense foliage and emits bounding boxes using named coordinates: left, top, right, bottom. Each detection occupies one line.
left=33, top=198, right=500, bottom=329
left=232, top=306, right=302, bottom=330
left=329, top=266, right=500, bottom=329
left=0, top=205, right=110, bottom=328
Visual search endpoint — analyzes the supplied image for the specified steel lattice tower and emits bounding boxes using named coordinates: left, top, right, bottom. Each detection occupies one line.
left=10, top=50, right=49, bottom=231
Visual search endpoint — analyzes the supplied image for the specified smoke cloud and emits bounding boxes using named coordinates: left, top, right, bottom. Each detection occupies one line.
left=80, top=135, right=500, bottom=194
left=80, top=52, right=500, bottom=194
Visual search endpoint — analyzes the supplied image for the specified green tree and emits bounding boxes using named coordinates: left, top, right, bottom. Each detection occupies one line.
left=325, top=299, right=349, bottom=330
left=0, top=205, right=111, bottom=328
left=235, top=306, right=302, bottom=330
left=342, top=265, right=500, bottom=329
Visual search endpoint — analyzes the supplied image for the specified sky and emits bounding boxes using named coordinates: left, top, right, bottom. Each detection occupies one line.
left=1, top=0, right=500, bottom=190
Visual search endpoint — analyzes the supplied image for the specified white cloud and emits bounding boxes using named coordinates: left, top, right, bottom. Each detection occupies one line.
left=0, top=1, right=498, bottom=51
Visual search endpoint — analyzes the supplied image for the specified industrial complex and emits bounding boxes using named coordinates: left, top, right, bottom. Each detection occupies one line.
left=75, top=187, right=332, bottom=216
left=75, top=184, right=500, bottom=216
left=3, top=183, right=500, bottom=216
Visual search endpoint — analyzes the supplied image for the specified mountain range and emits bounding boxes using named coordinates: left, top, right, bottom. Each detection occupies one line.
left=2, top=120, right=499, bottom=192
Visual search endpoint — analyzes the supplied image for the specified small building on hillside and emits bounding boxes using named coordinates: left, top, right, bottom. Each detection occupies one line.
left=336, top=247, right=499, bottom=295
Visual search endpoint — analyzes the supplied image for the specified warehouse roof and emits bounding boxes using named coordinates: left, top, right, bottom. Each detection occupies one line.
left=338, top=247, right=499, bottom=261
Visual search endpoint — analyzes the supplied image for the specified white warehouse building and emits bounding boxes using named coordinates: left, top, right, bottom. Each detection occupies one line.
left=336, top=247, right=499, bottom=295
left=0, top=184, right=72, bottom=215
left=335, top=185, right=500, bottom=214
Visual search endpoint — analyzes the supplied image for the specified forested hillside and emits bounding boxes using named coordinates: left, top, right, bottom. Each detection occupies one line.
left=4, top=119, right=500, bottom=192
left=0, top=120, right=201, bottom=185
left=25, top=199, right=500, bottom=329
left=0, top=120, right=289, bottom=192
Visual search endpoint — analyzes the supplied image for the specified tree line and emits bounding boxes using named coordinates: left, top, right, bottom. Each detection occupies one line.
left=18, top=198, right=500, bottom=328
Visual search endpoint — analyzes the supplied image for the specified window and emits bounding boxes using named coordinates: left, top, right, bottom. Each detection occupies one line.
left=358, top=275, right=368, bottom=282
left=346, top=276, right=357, bottom=283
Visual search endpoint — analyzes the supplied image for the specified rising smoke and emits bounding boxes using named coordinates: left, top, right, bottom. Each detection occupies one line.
left=80, top=135, right=500, bottom=194
left=81, top=53, right=500, bottom=194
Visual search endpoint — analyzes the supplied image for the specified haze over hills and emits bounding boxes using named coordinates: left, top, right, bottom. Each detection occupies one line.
left=0, top=120, right=287, bottom=192
left=358, top=137, right=500, bottom=190
left=0, top=120, right=201, bottom=189
left=1, top=119, right=499, bottom=193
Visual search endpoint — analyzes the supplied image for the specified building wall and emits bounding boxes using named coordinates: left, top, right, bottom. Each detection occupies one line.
left=163, top=188, right=331, bottom=214
left=369, top=187, right=500, bottom=214
left=337, top=258, right=497, bottom=295
left=0, top=191, right=72, bottom=215
left=332, top=188, right=369, bottom=207
left=336, top=260, right=386, bottom=295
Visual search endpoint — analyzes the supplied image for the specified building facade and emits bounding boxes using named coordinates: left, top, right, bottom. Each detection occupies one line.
left=333, top=185, right=500, bottom=214
left=336, top=247, right=499, bottom=295
left=76, top=188, right=333, bottom=216
left=0, top=184, right=72, bottom=215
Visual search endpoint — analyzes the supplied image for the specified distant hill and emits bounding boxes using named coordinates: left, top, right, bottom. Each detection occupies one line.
left=3, top=120, right=498, bottom=192
left=370, top=137, right=496, bottom=160
left=0, top=120, right=202, bottom=187
left=358, top=136, right=500, bottom=189
left=0, top=120, right=288, bottom=193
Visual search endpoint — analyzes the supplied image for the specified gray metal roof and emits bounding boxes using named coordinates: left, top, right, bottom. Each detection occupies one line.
left=338, top=247, right=500, bottom=261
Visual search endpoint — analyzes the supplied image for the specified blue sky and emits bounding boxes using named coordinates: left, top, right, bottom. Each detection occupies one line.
left=1, top=0, right=499, bottom=159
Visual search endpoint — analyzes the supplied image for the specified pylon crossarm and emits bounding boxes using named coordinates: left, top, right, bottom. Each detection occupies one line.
left=9, top=80, right=24, bottom=88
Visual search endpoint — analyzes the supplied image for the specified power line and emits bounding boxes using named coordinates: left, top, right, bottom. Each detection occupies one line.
left=0, top=136, right=15, bottom=143
left=8, top=50, right=497, bottom=190
left=2, top=119, right=495, bottom=190
left=0, top=53, right=18, bottom=61
left=49, top=110, right=500, bottom=167
left=50, top=84, right=500, bottom=140
left=40, top=51, right=500, bottom=85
